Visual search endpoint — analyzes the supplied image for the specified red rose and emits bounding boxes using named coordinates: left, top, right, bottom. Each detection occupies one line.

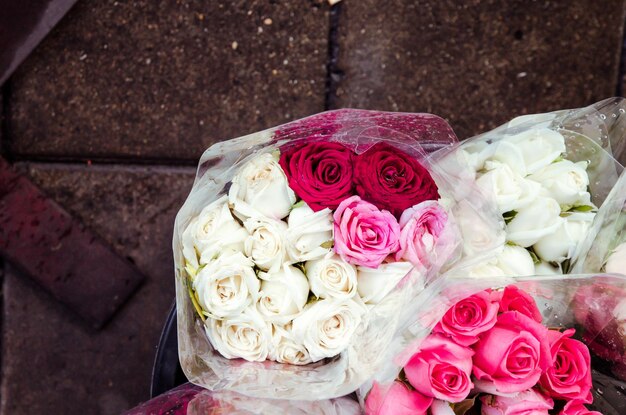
left=540, top=329, right=592, bottom=402
left=279, top=142, right=354, bottom=211
left=499, top=285, right=543, bottom=323
left=353, top=142, right=439, bottom=218
left=433, top=289, right=501, bottom=346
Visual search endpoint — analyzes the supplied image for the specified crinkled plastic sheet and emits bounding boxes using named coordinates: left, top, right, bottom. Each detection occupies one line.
left=573, top=168, right=626, bottom=274
left=123, top=383, right=360, bottom=415
left=172, top=109, right=504, bottom=400
left=431, top=98, right=626, bottom=271
left=357, top=273, right=626, bottom=414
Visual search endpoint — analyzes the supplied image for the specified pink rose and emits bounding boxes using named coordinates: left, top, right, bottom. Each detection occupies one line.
left=430, top=400, right=455, bottom=415
left=480, top=389, right=553, bottom=415
left=279, top=141, right=355, bottom=211
left=404, top=334, right=474, bottom=402
left=365, top=381, right=432, bottom=415
left=395, top=201, right=449, bottom=269
left=559, top=401, right=602, bottom=415
left=433, top=289, right=501, bottom=346
left=539, top=329, right=592, bottom=402
left=333, top=196, right=400, bottom=268
left=473, top=311, right=551, bottom=394
left=499, top=285, right=542, bottom=323
left=354, top=142, right=440, bottom=218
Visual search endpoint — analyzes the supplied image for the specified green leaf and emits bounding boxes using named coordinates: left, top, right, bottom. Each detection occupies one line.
left=527, top=248, right=541, bottom=265
left=502, top=210, right=518, bottom=224
left=188, top=284, right=206, bottom=322
left=291, top=200, right=306, bottom=210
left=552, top=155, right=564, bottom=163
left=306, top=291, right=319, bottom=304
left=568, top=205, right=595, bottom=212
left=184, top=264, right=197, bottom=279
left=320, top=240, right=334, bottom=249
left=397, top=369, right=409, bottom=385
left=451, top=395, right=479, bottom=415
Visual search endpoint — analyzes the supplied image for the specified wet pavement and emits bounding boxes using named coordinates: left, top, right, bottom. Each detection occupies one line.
left=1, top=1, right=626, bottom=413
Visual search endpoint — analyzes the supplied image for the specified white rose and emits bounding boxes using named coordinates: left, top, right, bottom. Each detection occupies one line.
left=506, top=197, right=564, bottom=247
left=466, top=261, right=506, bottom=279
left=292, top=298, right=366, bottom=362
left=491, top=128, right=566, bottom=175
left=459, top=141, right=496, bottom=173
left=529, top=160, right=592, bottom=207
left=534, top=260, right=562, bottom=275
left=605, top=242, right=626, bottom=274
left=256, top=265, right=309, bottom=324
left=476, top=162, right=541, bottom=214
left=286, top=203, right=334, bottom=262
left=193, top=252, right=260, bottom=318
left=244, top=216, right=288, bottom=272
left=229, top=152, right=296, bottom=220
left=533, top=211, right=594, bottom=262
left=181, top=195, right=248, bottom=270
left=306, top=254, right=358, bottom=300
left=356, top=261, right=413, bottom=304
left=496, top=245, right=535, bottom=277
left=269, top=323, right=312, bottom=365
left=508, top=112, right=558, bottom=129
left=613, top=298, right=626, bottom=337
left=486, top=140, right=528, bottom=177
left=205, top=307, right=271, bottom=362
left=453, top=199, right=505, bottom=257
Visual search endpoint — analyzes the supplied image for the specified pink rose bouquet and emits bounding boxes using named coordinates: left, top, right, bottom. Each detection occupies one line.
left=363, top=274, right=626, bottom=415
left=173, top=110, right=501, bottom=399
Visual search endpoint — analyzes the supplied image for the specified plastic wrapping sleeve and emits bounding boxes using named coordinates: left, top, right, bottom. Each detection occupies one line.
left=122, top=383, right=360, bottom=415
left=172, top=109, right=504, bottom=400
left=573, top=169, right=626, bottom=274
left=122, top=383, right=204, bottom=415
left=358, top=273, right=626, bottom=414
left=430, top=98, right=625, bottom=272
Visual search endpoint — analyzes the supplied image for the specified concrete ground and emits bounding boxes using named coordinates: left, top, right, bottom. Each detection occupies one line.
left=1, top=1, right=626, bottom=413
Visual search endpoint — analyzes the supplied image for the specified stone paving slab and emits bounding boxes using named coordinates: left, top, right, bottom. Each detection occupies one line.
left=7, top=0, right=329, bottom=162
left=0, top=157, right=145, bottom=328
left=1, top=163, right=194, bottom=415
left=335, top=0, right=626, bottom=139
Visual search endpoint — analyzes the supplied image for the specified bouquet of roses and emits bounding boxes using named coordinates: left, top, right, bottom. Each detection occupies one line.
left=433, top=98, right=626, bottom=277
left=173, top=110, right=503, bottom=399
left=362, top=274, right=626, bottom=415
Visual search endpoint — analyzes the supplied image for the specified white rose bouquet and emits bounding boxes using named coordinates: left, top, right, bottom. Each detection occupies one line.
left=173, top=110, right=502, bottom=399
left=434, top=98, right=626, bottom=278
